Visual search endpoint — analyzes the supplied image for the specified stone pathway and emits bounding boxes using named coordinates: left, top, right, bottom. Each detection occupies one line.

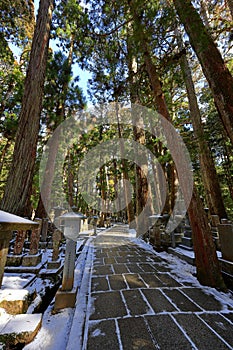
left=68, top=225, right=233, bottom=350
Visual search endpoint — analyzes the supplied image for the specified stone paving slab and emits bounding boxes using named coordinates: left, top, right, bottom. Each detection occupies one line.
left=112, top=263, right=129, bottom=274
left=122, top=289, right=152, bottom=316
left=90, top=291, right=127, bottom=320
left=200, top=313, right=233, bottom=347
left=108, top=274, right=128, bottom=290
left=181, top=287, right=223, bottom=310
left=141, top=288, right=177, bottom=312
left=174, top=313, right=231, bottom=349
left=87, top=320, right=119, bottom=349
left=162, top=288, right=202, bottom=312
left=146, top=314, right=194, bottom=349
left=118, top=316, right=156, bottom=349
left=74, top=225, right=233, bottom=350
left=91, top=276, right=109, bottom=292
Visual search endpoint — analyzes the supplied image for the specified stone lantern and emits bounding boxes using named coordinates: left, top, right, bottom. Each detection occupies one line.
left=54, top=211, right=84, bottom=311
left=60, top=212, right=84, bottom=289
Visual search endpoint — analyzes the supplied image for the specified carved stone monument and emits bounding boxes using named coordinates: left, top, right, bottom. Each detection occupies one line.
left=0, top=211, right=38, bottom=288
left=47, top=229, right=62, bottom=269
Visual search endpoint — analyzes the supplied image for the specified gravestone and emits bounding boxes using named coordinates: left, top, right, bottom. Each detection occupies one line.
left=13, top=230, right=26, bottom=255
left=149, top=215, right=163, bottom=250
left=211, top=215, right=220, bottom=250
left=52, top=229, right=62, bottom=261
left=7, top=229, right=26, bottom=267
left=47, top=229, right=62, bottom=269
left=29, top=219, right=42, bottom=255
left=40, top=218, right=49, bottom=243
left=218, top=224, right=233, bottom=262
left=0, top=211, right=38, bottom=288
left=22, top=219, right=43, bottom=267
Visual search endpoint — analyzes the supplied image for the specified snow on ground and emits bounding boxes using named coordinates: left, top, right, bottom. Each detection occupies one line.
left=23, top=305, right=74, bottom=350
left=2, top=229, right=233, bottom=350
left=134, top=236, right=233, bottom=310
left=1, top=273, right=35, bottom=290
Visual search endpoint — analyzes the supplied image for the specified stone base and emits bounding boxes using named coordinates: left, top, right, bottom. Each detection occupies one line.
left=0, top=313, right=42, bottom=347
left=6, top=254, right=24, bottom=267
left=219, top=258, right=233, bottom=275
left=0, top=289, right=29, bottom=314
left=47, top=242, right=53, bottom=249
left=47, top=260, right=61, bottom=269
left=4, top=262, right=44, bottom=274
left=22, top=253, right=42, bottom=267
left=39, top=242, right=47, bottom=249
left=53, top=287, right=77, bottom=311
left=168, top=247, right=195, bottom=265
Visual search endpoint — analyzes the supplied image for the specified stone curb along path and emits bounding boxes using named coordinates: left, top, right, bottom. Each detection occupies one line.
left=67, top=225, right=233, bottom=350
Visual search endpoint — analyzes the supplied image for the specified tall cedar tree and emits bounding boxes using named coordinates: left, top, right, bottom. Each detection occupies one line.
left=129, top=1, right=226, bottom=289
left=0, top=0, right=54, bottom=217
left=176, top=27, right=228, bottom=219
left=173, top=0, right=233, bottom=145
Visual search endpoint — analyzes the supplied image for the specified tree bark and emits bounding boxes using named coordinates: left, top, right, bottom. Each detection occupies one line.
left=173, top=0, right=233, bottom=145
left=127, top=28, right=153, bottom=233
left=129, top=2, right=226, bottom=289
left=115, top=104, right=135, bottom=225
left=176, top=28, right=228, bottom=219
left=35, top=34, right=75, bottom=218
left=0, top=0, right=54, bottom=217
left=188, top=186, right=226, bottom=289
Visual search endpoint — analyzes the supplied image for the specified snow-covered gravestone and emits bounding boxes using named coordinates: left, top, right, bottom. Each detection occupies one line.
left=0, top=210, right=38, bottom=288
left=54, top=212, right=84, bottom=311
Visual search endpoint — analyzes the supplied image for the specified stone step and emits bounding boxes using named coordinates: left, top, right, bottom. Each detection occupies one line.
left=181, top=237, right=193, bottom=247
left=178, top=244, right=194, bottom=251
left=0, top=313, right=42, bottom=347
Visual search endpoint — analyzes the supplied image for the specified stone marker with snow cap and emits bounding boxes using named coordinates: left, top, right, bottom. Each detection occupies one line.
left=53, top=211, right=84, bottom=311
left=0, top=210, right=38, bottom=289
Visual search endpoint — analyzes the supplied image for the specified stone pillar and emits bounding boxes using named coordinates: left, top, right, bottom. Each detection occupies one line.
left=80, top=218, right=88, bottom=232
left=61, top=239, right=76, bottom=291
left=47, top=229, right=62, bottom=270
left=53, top=212, right=83, bottom=310
left=52, top=229, right=62, bottom=261
left=13, top=230, right=26, bottom=255
left=0, top=231, right=12, bottom=288
left=181, top=214, right=193, bottom=249
left=218, top=224, right=233, bottom=262
left=149, top=215, right=163, bottom=250
left=211, top=215, right=220, bottom=250
left=29, top=219, right=42, bottom=255
left=40, top=218, right=49, bottom=243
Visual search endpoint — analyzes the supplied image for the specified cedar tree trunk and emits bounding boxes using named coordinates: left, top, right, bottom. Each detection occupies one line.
left=0, top=0, right=54, bottom=217
left=173, top=0, right=233, bottom=145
